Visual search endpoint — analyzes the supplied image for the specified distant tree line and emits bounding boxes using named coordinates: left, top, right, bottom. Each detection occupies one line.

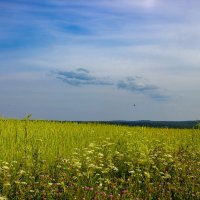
left=77, top=120, right=200, bottom=129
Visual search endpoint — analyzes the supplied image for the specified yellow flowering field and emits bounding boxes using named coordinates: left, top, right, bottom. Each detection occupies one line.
left=0, top=119, right=200, bottom=199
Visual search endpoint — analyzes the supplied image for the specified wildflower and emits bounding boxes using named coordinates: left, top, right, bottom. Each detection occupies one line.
left=144, top=172, right=151, bottom=178
left=163, top=173, right=171, bottom=179
left=89, top=143, right=95, bottom=147
left=152, top=165, right=158, bottom=170
left=163, top=162, right=168, bottom=166
left=109, top=194, right=113, bottom=199
left=3, top=183, right=11, bottom=187
left=96, top=166, right=102, bottom=170
left=102, top=192, right=107, bottom=197
left=0, top=196, right=8, bottom=200
left=98, top=153, right=104, bottom=157
left=88, top=164, right=95, bottom=168
left=86, top=150, right=94, bottom=154
left=72, top=176, right=77, bottom=180
left=84, top=186, right=93, bottom=191
left=102, top=168, right=110, bottom=173
left=164, top=154, right=173, bottom=158
left=121, top=188, right=128, bottom=195
left=2, top=166, right=9, bottom=170
left=62, top=159, right=68, bottom=163
left=110, top=165, right=118, bottom=172
left=77, top=172, right=82, bottom=177
left=2, top=162, right=9, bottom=165
left=71, top=159, right=81, bottom=168
left=6, top=174, right=11, bottom=178
left=115, top=151, right=120, bottom=154
left=18, top=170, right=26, bottom=175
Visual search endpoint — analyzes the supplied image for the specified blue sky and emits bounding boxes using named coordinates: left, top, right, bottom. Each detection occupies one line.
left=0, top=0, right=200, bottom=121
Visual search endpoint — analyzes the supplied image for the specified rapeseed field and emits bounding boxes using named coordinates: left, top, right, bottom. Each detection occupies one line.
left=0, top=119, right=199, bottom=199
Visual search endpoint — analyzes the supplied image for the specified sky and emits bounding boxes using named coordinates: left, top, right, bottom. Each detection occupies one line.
left=0, top=0, right=200, bottom=121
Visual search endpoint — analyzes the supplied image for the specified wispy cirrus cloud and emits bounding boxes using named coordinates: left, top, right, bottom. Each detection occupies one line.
left=117, top=77, right=169, bottom=101
left=53, top=68, right=169, bottom=101
left=53, top=68, right=112, bottom=86
left=1, top=0, right=200, bottom=54
left=117, top=77, right=158, bottom=92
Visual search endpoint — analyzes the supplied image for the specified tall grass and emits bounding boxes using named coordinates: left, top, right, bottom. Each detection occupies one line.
left=0, top=119, right=199, bottom=199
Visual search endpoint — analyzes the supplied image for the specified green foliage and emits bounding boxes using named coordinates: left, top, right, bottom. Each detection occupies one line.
left=0, top=119, right=200, bottom=199
left=194, top=122, right=200, bottom=129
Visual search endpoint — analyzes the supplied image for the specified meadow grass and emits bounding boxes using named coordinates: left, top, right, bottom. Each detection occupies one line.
left=0, top=119, right=199, bottom=199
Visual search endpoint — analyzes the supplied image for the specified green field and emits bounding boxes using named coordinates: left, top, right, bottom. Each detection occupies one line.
left=0, top=119, right=200, bottom=199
